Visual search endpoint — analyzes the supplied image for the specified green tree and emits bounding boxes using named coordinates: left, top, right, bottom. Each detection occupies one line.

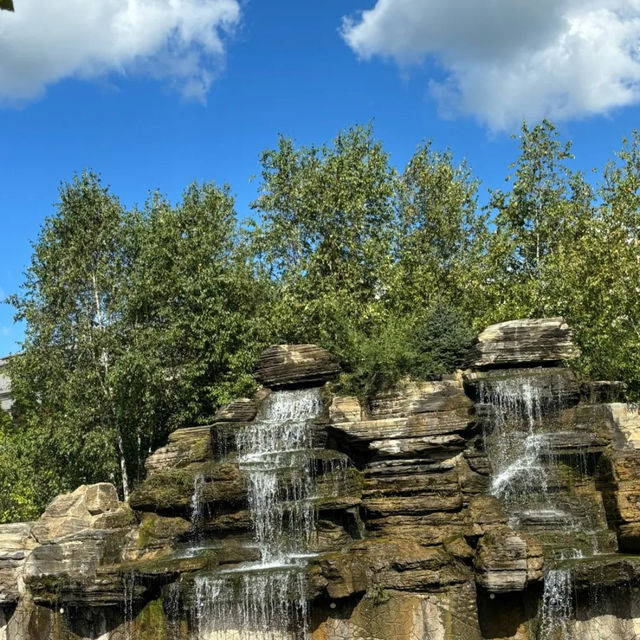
left=391, top=141, right=485, bottom=313
left=551, top=131, right=640, bottom=396
left=8, top=172, right=134, bottom=500
left=250, top=124, right=396, bottom=360
left=127, top=182, right=267, bottom=434
left=6, top=174, right=267, bottom=514
left=482, top=120, right=594, bottom=322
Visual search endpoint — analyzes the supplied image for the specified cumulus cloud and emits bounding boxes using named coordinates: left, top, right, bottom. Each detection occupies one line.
left=0, top=0, right=241, bottom=103
left=342, top=0, right=640, bottom=130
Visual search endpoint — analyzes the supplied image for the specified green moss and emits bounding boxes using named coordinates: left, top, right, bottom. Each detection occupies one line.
left=135, top=598, right=167, bottom=640
left=137, top=513, right=191, bottom=550
left=369, top=583, right=390, bottom=606
left=189, top=436, right=212, bottom=463
left=101, top=529, right=132, bottom=564
left=129, top=470, right=195, bottom=512
left=346, top=466, right=365, bottom=491
left=28, top=575, right=65, bottom=603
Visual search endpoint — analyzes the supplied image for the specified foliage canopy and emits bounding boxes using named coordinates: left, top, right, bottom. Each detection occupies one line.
left=3, top=121, right=640, bottom=520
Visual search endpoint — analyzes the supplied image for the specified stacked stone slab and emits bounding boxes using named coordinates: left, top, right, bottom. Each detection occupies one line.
left=3, top=325, right=640, bottom=639
left=466, top=317, right=580, bottom=368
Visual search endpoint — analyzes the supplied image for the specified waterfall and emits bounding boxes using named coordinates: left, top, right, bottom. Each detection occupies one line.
left=193, top=570, right=308, bottom=640
left=193, top=387, right=325, bottom=640
left=479, top=377, right=552, bottom=506
left=236, top=388, right=322, bottom=562
left=191, top=473, right=205, bottom=540
left=540, top=550, right=582, bottom=640
left=123, top=571, right=135, bottom=640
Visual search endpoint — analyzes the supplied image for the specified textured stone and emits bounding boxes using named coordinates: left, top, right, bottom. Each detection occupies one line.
left=606, top=403, right=640, bottom=450
left=134, top=513, right=191, bottom=555
left=0, top=523, right=34, bottom=604
left=467, top=317, right=580, bottom=369
left=312, top=539, right=470, bottom=596
left=311, top=584, right=482, bottom=640
left=145, top=425, right=212, bottom=473
left=599, top=450, right=640, bottom=552
left=474, top=526, right=543, bottom=593
left=129, top=462, right=247, bottom=514
left=255, top=344, right=340, bottom=389
left=328, top=381, right=473, bottom=463
left=363, top=463, right=463, bottom=517
left=31, top=483, right=127, bottom=544
left=463, top=366, right=581, bottom=407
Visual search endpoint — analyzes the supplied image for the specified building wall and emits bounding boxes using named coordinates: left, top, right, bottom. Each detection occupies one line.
left=0, top=357, right=12, bottom=412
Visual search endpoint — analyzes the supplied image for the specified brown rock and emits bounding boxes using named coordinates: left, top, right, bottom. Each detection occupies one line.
left=254, top=344, right=340, bottom=389
left=145, top=425, right=212, bottom=473
left=467, top=317, right=580, bottom=369
left=0, top=523, right=35, bottom=603
left=84, top=483, right=119, bottom=515
left=31, top=483, right=125, bottom=543
left=599, top=450, right=640, bottom=552
left=312, top=585, right=482, bottom=640
left=474, top=526, right=543, bottom=593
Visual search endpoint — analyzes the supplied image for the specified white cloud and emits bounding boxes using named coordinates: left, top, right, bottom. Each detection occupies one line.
left=342, top=0, right=640, bottom=130
left=0, top=0, right=241, bottom=103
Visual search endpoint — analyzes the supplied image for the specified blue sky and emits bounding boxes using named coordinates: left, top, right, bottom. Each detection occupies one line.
left=2, top=0, right=640, bottom=354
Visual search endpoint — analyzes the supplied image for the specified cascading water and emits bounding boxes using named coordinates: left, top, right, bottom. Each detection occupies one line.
left=236, top=388, right=322, bottom=562
left=122, top=570, right=135, bottom=640
left=193, top=387, right=334, bottom=640
left=479, top=375, right=598, bottom=639
left=540, top=550, right=582, bottom=640
left=190, top=473, right=205, bottom=540
left=479, top=377, right=550, bottom=506
left=479, top=377, right=559, bottom=515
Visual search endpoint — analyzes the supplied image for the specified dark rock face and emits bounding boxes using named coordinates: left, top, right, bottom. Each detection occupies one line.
left=5, top=322, right=640, bottom=640
left=467, top=317, right=580, bottom=369
left=254, top=343, right=341, bottom=388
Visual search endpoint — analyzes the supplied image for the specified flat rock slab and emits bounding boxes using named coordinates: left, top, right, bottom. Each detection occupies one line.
left=254, top=344, right=340, bottom=389
left=467, top=317, right=580, bottom=369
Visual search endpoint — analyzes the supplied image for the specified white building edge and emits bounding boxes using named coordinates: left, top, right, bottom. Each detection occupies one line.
left=0, top=356, right=12, bottom=412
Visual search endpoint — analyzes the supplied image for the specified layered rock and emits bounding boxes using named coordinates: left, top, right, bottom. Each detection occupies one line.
left=255, top=344, right=341, bottom=388
left=474, top=526, right=543, bottom=592
left=4, top=328, right=640, bottom=640
left=467, top=317, right=580, bottom=369
left=0, top=523, right=33, bottom=604
left=327, top=380, right=480, bottom=546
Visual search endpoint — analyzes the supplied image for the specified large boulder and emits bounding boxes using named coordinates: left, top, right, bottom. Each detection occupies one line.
left=467, top=318, right=580, bottom=369
left=311, top=584, right=482, bottom=640
left=31, top=483, right=129, bottom=543
left=327, top=381, right=473, bottom=461
left=254, top=344, right=340, bottom=389
left=22, top=484, right=136, bottom=606
left=0, top=523, right=34, bottom=603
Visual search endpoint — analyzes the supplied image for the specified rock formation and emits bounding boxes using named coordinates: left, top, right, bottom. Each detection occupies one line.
left=1, top=318, right=640, bottom=639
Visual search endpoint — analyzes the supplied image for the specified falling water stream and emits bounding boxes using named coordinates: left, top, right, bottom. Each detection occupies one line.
left=540, top=550, right=583, bottom=640
left=479, top=377, right=550, bottom=506
left=479, top=375, right=585, bottom=640
left=193, top=387, right=330, bottom=640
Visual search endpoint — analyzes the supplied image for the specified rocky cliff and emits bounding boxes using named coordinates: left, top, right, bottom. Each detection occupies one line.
left=2, top=318, right=640, bottom=640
